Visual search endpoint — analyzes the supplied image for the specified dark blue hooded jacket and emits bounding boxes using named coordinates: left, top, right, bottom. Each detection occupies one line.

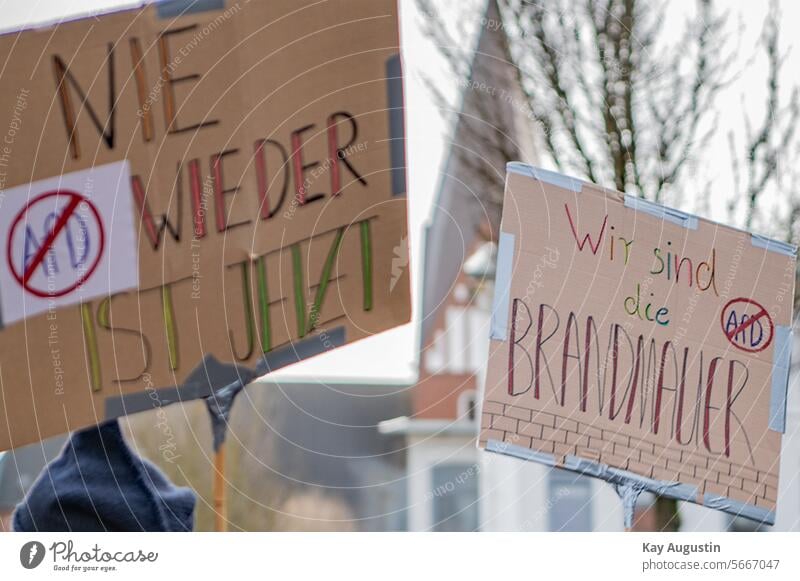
left=12, top=420, right=195, bottom=532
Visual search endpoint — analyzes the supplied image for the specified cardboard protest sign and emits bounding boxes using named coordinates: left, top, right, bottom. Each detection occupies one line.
left=0, top=0, right=409, bottom=451
left=480, top=163, right=796, bottom=524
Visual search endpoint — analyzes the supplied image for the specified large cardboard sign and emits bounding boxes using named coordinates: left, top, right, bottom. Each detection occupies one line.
left=0, top=0, right=410, bottom=450
left=480, top=163, right=796, bottom=524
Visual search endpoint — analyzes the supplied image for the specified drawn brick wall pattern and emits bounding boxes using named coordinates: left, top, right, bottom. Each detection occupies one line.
left=479, top=399, right=777, bottom=511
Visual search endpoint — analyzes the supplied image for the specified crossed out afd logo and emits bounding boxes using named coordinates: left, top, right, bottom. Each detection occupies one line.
left=19, top=541, right=46, bottom=569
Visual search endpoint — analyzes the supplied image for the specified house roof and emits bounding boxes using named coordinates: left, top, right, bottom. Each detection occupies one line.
left=419, top=0, right=535, bottom=347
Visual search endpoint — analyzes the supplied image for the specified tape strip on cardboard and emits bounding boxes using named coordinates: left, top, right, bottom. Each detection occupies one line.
left=105, top=326, right=346, bottom=418
left=750, top=233, right=797, bottom=257
left=490, top=231, right=515, bottom=340
left=770, top=324, right=793, bottom=433
left=485, top=438, right=557, bottom=467
left=703, top=493, right=776, bottom=525
left=156, top=0, right=226, bottom=18
left=386, top=54, right=406, bottom=197
left=506, top=162, right=583, bottom=193
left=485, top=439, right=775, bottom=525
left=624, top=196, right=699, bottom=230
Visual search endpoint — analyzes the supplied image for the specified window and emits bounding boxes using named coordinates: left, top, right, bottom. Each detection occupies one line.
left=548, top=468, right=593, bottom=531
left=457, top=389, right=478, bottom=421
left=728, top=514, right=766, bottom=532
left=431, top=463, right=479, bottom=531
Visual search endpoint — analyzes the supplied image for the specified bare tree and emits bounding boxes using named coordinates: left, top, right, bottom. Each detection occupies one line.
left=419, top=0, right=800, bottom=234
left=727, top=0, right=800, bottom=237
left=418, top=0, right=735, bottom=203
left=416, top=0, right=534, bottom=228
left=418, top=0, right=800, bottom=533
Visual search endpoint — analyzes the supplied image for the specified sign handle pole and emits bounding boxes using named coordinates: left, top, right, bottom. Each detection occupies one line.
left=613, top=477, right=646, bottom=531
left=205, top=376, right=249, bottom=532
left=213, top=442, right=227, bottom=532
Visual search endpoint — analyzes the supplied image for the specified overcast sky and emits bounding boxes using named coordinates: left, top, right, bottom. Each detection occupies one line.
left=0, top=0, right=796, bottom=384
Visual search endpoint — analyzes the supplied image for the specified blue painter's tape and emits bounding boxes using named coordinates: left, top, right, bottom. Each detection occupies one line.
left=703, top=493, right=775, bottom=525
left=770, top=325, right=793, bottom=433
left=105, top=326, right=346, bottom=419
left=624, top=195, right=699, bottom=230
left=490, top=231, right=515, bottom=341
left=751, top=234, right=797, bottom=257
left=506, top=162, right=582, bottom=193
left=255, top=325, right=346, bottom=375
left=486, top=439, right=557, bottom=467
left=485, top=440, right=776, bottom=525
left=386, top=54, right=406, bottom=196
left=603, top=465, right=698, bottom=503
left=563, top=455, right=608, bottom=479
left=156, top=0, right=225, bottom=18
left=562, top=457, right=698, bottom=503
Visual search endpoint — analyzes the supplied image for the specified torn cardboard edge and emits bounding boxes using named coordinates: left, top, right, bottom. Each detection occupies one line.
left=489, top=231, right=515, bottom=340
left=505, top=162, right=798, bottom=256
left=104, top=326, right=347, bottom=419
left=770, top=325, right=793, bottom=433
left=485, top=438, right=776, bottom=526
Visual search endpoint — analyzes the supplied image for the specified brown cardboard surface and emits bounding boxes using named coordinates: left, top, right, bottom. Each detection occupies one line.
left=0, top=0, right=410, bottom=450
left=480, top=166, right=796, bottom=519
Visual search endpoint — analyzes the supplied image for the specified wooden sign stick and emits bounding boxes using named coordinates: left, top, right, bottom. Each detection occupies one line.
left=213, top=443, right=227, bottom=532
left=205, top=376, right=249, bottom=532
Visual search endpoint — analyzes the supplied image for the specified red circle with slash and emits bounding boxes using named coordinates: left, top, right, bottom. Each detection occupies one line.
left=6, top=190, right=105, bottom=298
left=720, top=297, right=774, bottom=353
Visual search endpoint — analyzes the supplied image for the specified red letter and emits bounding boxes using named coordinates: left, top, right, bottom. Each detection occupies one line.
left=702, top=357, right=724, bottom=453
left=564, top=203, right=607, bottom=255
left=254, top=139, right=289, bottom=219
left=212, top=149, right=250, bottom=233
left=508, top=299, right=533, bottom=396
left=535, top=304, right=560, bottom=400
left=158, top=26, right=219, bottom=134
left=725, top=360, right=749, bottom=458
left=652, top=341, right=676, bottom=434
left=130, top=173, right=181, bottom=250
left=327, top=111, right=367, bottom=196
left=291, top=124, right=324, bottom=206
left=189, top=159, right=205, bottom=239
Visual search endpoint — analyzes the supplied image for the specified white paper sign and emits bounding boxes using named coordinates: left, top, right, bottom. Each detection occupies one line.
left=0, top=161, right=138, bottom=326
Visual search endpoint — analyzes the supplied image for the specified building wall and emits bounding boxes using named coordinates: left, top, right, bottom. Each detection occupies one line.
left=771, top=331, right=800, bottom=531
left=406, top=435, right=479, bottom=531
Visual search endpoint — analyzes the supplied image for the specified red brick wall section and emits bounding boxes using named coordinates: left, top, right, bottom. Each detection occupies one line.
left=479, top=399, right=777, bottom=511
left=412, top=373, right=476, bottom=420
